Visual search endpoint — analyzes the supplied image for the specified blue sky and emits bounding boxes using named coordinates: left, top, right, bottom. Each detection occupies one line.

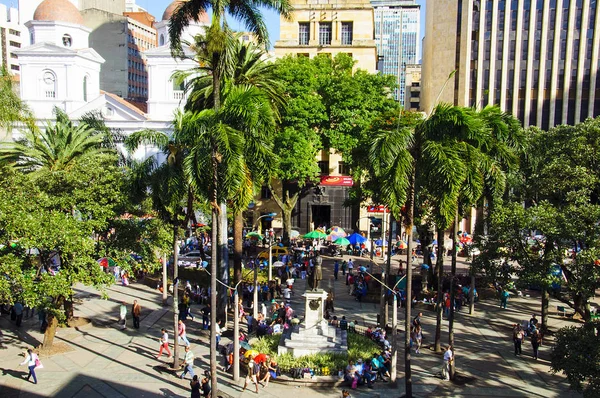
left=1, top=0, right=426, bottom=50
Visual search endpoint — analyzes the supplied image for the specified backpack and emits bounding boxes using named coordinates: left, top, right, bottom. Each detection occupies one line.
left=290, top=367, right=303, bottom=379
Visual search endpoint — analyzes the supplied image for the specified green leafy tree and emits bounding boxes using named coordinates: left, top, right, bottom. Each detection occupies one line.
left=0, top=66, right=35, bottom=133
left=551, top=322, right=600, bottom=398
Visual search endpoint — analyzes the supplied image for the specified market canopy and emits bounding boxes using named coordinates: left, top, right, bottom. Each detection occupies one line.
left=348, top=232, right=367, bottom=245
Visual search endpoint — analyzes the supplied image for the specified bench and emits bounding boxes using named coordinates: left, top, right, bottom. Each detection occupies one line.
left=557, top=305, right=574, bottom=317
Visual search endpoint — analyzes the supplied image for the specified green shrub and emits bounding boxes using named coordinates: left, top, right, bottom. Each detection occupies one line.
left=251, top=331, right=382, bottom=374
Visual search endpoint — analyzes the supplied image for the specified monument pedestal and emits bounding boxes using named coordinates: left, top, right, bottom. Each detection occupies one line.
left=278, top=289, right=347, bottom=357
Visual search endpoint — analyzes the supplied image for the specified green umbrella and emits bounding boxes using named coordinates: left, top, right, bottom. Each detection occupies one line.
left=304, top=230, right=327, bottom=239
left=333, top=237, right=351, bottom=246
left=246, top=231, right=263, bottom=239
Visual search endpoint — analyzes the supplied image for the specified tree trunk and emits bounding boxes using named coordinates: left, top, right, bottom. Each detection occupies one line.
left=541, top=287, right=549, bottom=333
left=269, top=182, right=298, bottom=244
left=448, top=212, right=458, bottom=380
left=172, top=225, right=180, bottom=369
left=218, top=203, right=229, bottom=323
left=162, top=254, right=168, bottom=306
left=233, top=212, right=243, bottom=287
left=282, top=207, right=292, bottom=244
left=573, top=292, right=592, bottom=322
left=210, top=147, right=219, bottom=397
left=434, top=227, right=444, bottom=353
left=233, top=289, right=240, bottom=381
left=42, top=295, right=64, bottom=349
left=42, top=314, right=59, bottom=349
left=469, top=273, right=475, bottom=315
left=403, top=173, right=415, bottom=398
left=380, top=215, right=395, bottom=329
left=64, top=295, right=74, bottom=323
left=210, top=207, right=218, bottom=396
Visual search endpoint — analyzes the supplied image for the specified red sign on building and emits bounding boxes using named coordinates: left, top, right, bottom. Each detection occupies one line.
left=319, top=175, right=354, bottom=186
left=367, top=205, right=388, bottom=213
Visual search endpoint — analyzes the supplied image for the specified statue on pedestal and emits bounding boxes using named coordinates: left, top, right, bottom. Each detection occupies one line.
left=312, top=253, right=323, bottom=291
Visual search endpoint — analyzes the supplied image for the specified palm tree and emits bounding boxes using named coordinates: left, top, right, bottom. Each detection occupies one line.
left=169, top=0, right=291, bottom=112
left=125, top=117, right=196, bottom=369
left=0, top=118, right=109, bottom=174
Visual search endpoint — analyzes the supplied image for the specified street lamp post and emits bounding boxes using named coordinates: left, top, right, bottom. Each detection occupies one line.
left=268, top=229, right=274, bottom=281
left=251, top=212, right=276, bottom=320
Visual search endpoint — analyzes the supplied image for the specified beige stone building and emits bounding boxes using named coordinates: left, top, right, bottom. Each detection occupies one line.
left=274, top=0, right=378, bottom=73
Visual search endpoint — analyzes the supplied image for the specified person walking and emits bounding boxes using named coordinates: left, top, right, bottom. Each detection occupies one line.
left=334, top=260, right=339, bottom=280
left=513, top=324, right=524, bottom=356
left=242, top=358, right=260, bottom=393
left=201, top=303, right=210, bottom=330
left=19, top=348, right=40, bottom=384
left=180, top=345, right=195, bottom=380
left=119, top=302, right=127, bottom=330
left=531, top=328, right=542, bottom=360
left=442, top=345, right=453, bottom=381
left=178, top=319, right=190, bottom=347
left=190, top=375, right=201, bottom=398
left=500, top=289, right=509, bottom=309
left=215, top=320, right=222, bottom=349
left=132, top=300, right=141, bottom=329
left=13, top=302, right=24, bottom=327
left=156, top=328, right=172, bottom=359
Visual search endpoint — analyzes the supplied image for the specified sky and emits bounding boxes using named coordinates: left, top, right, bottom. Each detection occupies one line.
left=1, top=0, right=426, bottom=51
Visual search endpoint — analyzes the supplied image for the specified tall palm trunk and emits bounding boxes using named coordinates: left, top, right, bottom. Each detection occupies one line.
left=172, top=225, right=180, bottom=369
left=210, top=148, right=219, bottom=396
left=434, top=227, right=444, bottom=353
left=210, top=36, right=222, bottom=397
left=233, top=212, right=243, bottom=285
left=403, top=172, right=415, bottom=397
left=448, top=212, right=458, bottom=379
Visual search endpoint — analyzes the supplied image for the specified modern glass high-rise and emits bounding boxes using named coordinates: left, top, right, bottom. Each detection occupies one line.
left=372, top=0, right=420, bottom=103
left=422, top=0, right=600, bottom=130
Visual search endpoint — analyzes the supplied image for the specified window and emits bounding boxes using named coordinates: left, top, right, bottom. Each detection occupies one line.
left=159, top=34, right=165, bottom=46
left=9, top=29, right=20, bottom=36
left=319, top=22, right=332, bottom=46
left=62, top=34, right=72, bottom=47
left=317, top=161, right=330, bottom=175
left=11, top=65, right=19, bottom=71
left=9, top=41, right=20, bottom=48
left=298, top=22, right=310, bottom=45
left=260, top=186, right=271, bottom=199
left=338, top=161, right=350, bottom=175
left=341, top=22, right=353, bottom=45
left=83, top=76, right=88, bottom=102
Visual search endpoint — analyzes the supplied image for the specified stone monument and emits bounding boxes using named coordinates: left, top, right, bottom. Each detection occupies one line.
left=278, top=289, right=347, bottom=357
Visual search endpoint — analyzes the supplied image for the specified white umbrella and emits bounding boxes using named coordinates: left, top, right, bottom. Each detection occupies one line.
left=273, top=261, right=285, bottom=268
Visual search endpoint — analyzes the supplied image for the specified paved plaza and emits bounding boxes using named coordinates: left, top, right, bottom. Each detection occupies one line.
left=0, top=254, right=586, bottom=398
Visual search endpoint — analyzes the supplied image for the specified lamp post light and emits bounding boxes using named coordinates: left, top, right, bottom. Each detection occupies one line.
left=251, top=212, right=277, bottom=319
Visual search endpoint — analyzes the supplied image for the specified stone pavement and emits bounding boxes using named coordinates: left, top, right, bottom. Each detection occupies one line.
left=0, top=255, right=586, bottom=398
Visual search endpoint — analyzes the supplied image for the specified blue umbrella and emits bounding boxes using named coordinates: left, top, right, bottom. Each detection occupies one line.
left=348, top=233, right=367, bottom=245
left=375, top=239, right=388, bottom=246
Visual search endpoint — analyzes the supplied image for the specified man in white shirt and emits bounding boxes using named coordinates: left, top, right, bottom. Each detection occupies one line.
left=442, top=345, right=454, bottom=381
left=283, top=287, right=292, bottom=303
left=215, top=320, right=222, bottom=348
left=180, top=345, right=195, bottom=379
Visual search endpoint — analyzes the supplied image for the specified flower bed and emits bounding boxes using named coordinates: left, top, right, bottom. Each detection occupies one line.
left=250, top=332, right=381, bottom=376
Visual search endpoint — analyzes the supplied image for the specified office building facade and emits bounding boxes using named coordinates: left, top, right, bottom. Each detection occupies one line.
left=0, top=4, right=24, bottom=75
left=422, top=0, right=600, bottom=129
left=372, top=0, right=420, bottom=103
left=274, top=0, right=378, bottom=73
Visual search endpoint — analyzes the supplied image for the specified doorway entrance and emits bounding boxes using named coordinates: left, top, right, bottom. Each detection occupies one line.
left=311, top=204, right=331, bottom=230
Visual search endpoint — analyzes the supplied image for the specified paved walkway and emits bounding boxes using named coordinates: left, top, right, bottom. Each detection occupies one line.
left=0, top=256, right=586, bottom=398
